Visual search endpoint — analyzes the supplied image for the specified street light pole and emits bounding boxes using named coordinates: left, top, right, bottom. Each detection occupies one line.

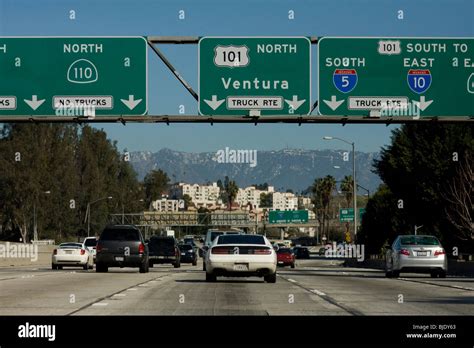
left=324, top=136, right=357, bottom=240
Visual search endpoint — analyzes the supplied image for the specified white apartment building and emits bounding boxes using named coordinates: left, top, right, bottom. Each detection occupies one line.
left=236, top=186, right=261, bottom=209
left=151, top=198, right=184, bottom=212
left=170, top=182, right=220, bottom=208
left=272, top=192, right=298, bottom=211
left=236, top=185, right=275, bottom=209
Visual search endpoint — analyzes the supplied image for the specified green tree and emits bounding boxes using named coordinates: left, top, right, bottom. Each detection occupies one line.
left=368, top=123, right=474, bottom=252
left=143, top=169, right=170, bottom=207
left=311, top=175, right=336, bottom=239
left=260, top=192, right=273, bottom=208
left=224, top=176, right=239, bottom=211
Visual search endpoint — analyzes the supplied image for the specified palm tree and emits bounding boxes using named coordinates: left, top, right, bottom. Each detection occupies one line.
left=340, top=175, right=353, bottom=240
left=311, top=175, right=336, bottom=239
left=224, top=177, right=239, bottom=211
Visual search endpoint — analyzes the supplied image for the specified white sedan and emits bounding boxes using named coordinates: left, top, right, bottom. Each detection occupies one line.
left=52, top=242, right=93, bottom=270
left=204, top=234, right=277, bottom=283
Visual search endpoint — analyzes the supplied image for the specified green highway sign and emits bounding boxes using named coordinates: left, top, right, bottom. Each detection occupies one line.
left=269, top=210, right=309, bottom=224
left=339, top=208, right=366, bottom=222
left=0, top=37, right=148, bottom=116
left=318, top=37, right=474, bottom=117
left=199, top=37, right=311, bottom=116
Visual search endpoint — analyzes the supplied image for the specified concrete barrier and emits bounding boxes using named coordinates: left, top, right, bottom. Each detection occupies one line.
left=0, top=241, right=57, bottom=268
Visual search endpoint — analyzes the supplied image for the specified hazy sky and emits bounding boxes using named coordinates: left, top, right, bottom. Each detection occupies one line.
left=1, top=0, right=472, bottom=153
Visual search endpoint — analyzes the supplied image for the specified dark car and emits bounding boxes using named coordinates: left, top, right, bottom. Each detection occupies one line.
left=293, top=246, right=311, bottom=259
left=96, top=225, right=149, bottom=273
left=148, top=236, right=181, bottom=268
left=277, top=248, right=296, bottom=268
left=178, top=244, right=198, bottom=266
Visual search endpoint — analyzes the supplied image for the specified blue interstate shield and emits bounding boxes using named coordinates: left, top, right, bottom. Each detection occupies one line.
left=407, top=69, right=432, bottom=94
left=333, top=69, right=358, bottom=93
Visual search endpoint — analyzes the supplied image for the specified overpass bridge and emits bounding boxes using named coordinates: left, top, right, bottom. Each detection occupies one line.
left=108, top=211, right=319, bottom=234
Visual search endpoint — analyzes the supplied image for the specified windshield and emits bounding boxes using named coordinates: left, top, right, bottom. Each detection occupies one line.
left=59, top=243, right=81, bottom=249
left=400, top=236, right=440, bottom=246
left=100, top=229, right=140, bottom=241
left=84, top=239, right=97, bottom=247
left=217, top=235, right=265, bottom=245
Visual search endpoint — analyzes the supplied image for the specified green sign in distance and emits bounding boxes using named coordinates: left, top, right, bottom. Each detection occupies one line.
left=0, top=37, right=148, bottom=116
left=318, top=37, right=474, bottom=117
left=269, top=210, right=309, bottom=224
left=339, top=208, right=366, bottom=222
left=199, top=37, right=311, bottom=116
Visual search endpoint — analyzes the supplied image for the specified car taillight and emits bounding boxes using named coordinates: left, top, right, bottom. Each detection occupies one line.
left=254, top=249, right=272, bottom=255
left=400, top=249, right=410, bottom=256
left=138, top=243, right=145, bottom=254
left=434, top=249, right=445, bottom=256
left=211, top=247, right=230, bottom=254
left=80, top=249, right=86, bottom=255
left=96, top=244, right=102, bottom=253
left=53, top=249, right=57, bottom=255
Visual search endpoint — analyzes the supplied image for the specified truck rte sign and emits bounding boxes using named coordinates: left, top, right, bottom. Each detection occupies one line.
left=318, top=37, right=474, bottom=117
left=199, top=37, right=311, bottom=116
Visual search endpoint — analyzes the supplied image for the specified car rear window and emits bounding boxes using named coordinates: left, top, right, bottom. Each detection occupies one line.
left=277, top=248, right=292, bottom=254
left=100, top=229, right=140, bottom=241
left=400, top=236, right=440, bottom=246
left=84, top=239, right=97, bottom=247
left=59, top=243, right=81, bottom=249
left=150, top=237, right=175, bottom=246
left=210, top=232, right=224, bottom=241
left=217, top=235, right=265, bottom=245
left=179, top=244, right=193, bottom=251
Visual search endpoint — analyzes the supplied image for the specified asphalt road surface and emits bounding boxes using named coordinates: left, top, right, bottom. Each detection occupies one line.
left=0, top=259, right=473, bottom=316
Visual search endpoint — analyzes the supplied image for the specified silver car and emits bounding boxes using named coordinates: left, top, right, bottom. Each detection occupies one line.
left=385, top=235, right=447, bottom=278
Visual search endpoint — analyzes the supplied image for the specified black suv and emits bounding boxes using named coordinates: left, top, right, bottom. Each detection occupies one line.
left=148, top=236, right=181, bottom=268
left=96, top=225, right=149, bottom=273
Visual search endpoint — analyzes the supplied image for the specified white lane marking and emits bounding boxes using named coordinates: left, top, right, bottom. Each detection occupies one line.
left=138, top=284, right=148, bottom=287
left=127, top=288, right=138, bottom=291
left=311, top=289, right=326, bottom=296
left=112, top=294, right=126, bottom=297
left=92, top=302, right=108, bottom=306
left=287, top=278, right=297, bottom=283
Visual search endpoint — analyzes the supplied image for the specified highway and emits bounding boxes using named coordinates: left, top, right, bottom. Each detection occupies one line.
left=0, top=258, right=472, bottom=316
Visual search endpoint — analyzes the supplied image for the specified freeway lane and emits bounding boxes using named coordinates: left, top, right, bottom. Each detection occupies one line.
left=0, top=259, right=472, bottom=316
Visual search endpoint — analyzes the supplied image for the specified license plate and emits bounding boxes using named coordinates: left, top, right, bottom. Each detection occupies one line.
left=65, top=250, right=72, bottom=254
left=233, top=264, right=248, bottom=271
left=278, top=261, right=284, bottom=264
left=417, top=252, right=427, bottom=256
left=115, top=256, right=124, bottom=261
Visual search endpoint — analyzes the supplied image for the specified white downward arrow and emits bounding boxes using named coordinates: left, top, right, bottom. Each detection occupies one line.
left=24, top=95, right=45, bottom=110
left=120, top=95, right=142, bottom=110
left=204, top=95, right=225, bottom=110
left=413, top=96, right=433, bottom=112
left=284, top=95, right=306, bottom=112
left=323, top=95, right=345, bottom=111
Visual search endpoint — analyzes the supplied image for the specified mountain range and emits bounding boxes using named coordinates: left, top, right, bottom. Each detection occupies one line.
left=130, top=148, right=382, bottom=194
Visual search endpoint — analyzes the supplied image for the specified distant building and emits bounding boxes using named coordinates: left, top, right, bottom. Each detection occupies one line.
left=170, top=182, right=220, bottom=208
left=298, top=197, right=313, bottom=210
left=272, top=192, right=298, bottom=210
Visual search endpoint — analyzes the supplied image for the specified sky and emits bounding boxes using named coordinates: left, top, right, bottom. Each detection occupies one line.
left=0, top=0, right=472, bottom=153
